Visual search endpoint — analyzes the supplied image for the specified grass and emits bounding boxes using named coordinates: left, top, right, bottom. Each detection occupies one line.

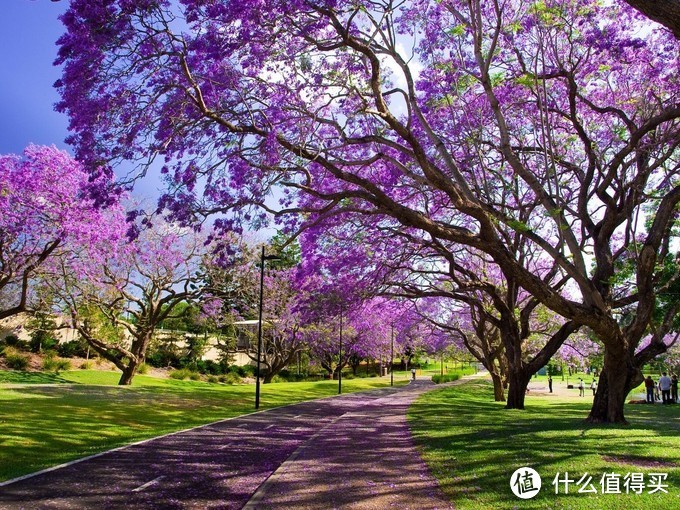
left=408, top=379, right=680, bottom=509
left=0, top=369, right=407, bottom=482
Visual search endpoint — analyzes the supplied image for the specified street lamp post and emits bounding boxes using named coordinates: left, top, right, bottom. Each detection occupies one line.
left=338, top=304, right=343, bottom=395
left=390, top=325, right=394, bottom=387
left=255, top=246, right=280, bottom=410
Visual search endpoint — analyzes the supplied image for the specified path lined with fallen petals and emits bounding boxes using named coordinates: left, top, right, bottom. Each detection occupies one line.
left=0, top=379, right=456, bottom=509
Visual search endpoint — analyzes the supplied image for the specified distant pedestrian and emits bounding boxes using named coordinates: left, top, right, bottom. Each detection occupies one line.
left=659, top=372, right=672, bottom=404
left=548, top=376, right=553, bottom=393
left=411, top=368, right=416, bottom=381
left=645, top=376, right=655, bottom=403
left=590, top=379, right=597, bottom=396
left=578, top=378, right=585, bottom=397
left=672, top=374, right=678, bottom=404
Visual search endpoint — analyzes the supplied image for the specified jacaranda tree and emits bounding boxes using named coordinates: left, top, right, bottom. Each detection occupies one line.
left=51, top=214, right=216, bottom=385
left=55, top=1, right=679, bottom=422
left=0, top=145, right=116, bottom=321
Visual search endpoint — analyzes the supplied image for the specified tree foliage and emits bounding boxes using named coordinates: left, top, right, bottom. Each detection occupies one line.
left=0, top=145, right=115, bottom=320
left=56, top=0, right=680, bottom=422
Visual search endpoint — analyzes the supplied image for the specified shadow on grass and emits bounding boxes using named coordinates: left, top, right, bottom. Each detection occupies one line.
left=409, top=380, right=680, bottom=510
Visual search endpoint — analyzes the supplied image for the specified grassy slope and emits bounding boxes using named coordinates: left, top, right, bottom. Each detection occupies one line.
left=0, top=370, right=406, bottom=482
left=408, top=380, right=680, bottom=510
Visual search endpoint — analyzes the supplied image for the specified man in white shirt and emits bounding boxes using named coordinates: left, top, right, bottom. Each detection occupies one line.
left=659, top=372, right=672, bottom=404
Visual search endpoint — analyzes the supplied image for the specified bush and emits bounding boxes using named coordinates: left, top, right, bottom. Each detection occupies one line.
left=137, top=363, right=150, bottom=375
left=227, top=365, right=247, bottom=377
left=56, top=340, right=91, bottom=358
left=169, top=368, right=202, bottom=381
left=219, top=372, right=242, bottom=385
left=207, top=375, right=219, bottom=384
left=3, top=347, right=30, bottom=370
left=241, top=364, right=256, bottom=377
left=29, top=331, right=58, bottom=353
left=169, top=368, right=193, bottom=380
left=43, top=353, right=71, bottom=373
left=184, top=359, right=226, bottom=375
left=80, top=361, right=94, bottom=370
left=201, top=359, right=229, bottom=375
left=432, top=373, right=461, bottom=384
left=3, top=335, right=19, bottom=347
left=146, top=339, right=183, bottom=368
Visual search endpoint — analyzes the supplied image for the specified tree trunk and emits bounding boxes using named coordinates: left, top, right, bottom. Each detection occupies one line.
left=118, top=362, right=138, bottom=386
left=490, top=371, right=506, bottom=402
left=505, top=370, right=530, bottom=410
left=586, top=350, right=640, bottom=424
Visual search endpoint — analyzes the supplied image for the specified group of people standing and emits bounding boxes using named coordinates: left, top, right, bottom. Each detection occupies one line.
left=644, top=372, right=679, bottom=404
left=576, top=378, right=597, bottom=397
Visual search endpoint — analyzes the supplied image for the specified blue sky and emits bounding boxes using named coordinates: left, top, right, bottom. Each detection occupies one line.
left=0, top=1, right=273, bottom=239
left=0, top=1, right=70, bottom=155
left=0, top=1, right=168, bottom=200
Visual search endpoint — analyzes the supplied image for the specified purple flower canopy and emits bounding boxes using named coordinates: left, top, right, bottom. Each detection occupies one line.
left=53, top=0, right=679, bottom=421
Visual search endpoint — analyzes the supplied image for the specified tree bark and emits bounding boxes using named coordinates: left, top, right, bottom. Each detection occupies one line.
left=505, top=370, right=530, bottom=410
left=586, top=349, right=641, bottom=423
left=490, top=371, right=506, bottom=402
left=118, top=362, right=139, bottom=386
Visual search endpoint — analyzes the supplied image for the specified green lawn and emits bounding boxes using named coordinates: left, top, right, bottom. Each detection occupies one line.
left=0, top=369, right=406, bottom=482
left=408, top=379, right=680, bottom=510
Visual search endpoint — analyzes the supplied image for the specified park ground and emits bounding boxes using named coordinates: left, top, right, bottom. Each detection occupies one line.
left=0, top=367, right=678, bottom=509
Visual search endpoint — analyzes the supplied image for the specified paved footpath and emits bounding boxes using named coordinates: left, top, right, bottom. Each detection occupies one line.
left=0, top=379, right=456, bottom=509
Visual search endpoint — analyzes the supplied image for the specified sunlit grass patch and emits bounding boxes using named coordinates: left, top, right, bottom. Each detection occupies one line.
left=408, top=380, right=680, bottom=510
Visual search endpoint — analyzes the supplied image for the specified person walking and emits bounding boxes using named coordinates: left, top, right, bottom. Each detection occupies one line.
left=671, top=374, right=678, bottom=404
left=659, top=372, right=672, bottom=404
left=590, top=379, right=597, bottom=396
left=548, top=376, right=553, bottom=393
left=578, top=378, right=585, bottom=397
left=411, top=368, right=416, bottom=381
left=645, top=376, right=655, bottom=404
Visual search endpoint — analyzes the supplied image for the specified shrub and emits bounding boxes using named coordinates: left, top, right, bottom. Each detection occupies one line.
left=432, top=373, right=461, bottom=384
left=29, top=330, right=58, bottom=353
left=219, top=372, right=242, bottom=385
left=80, top=361, right=93, bottom=370
left=137, top=363, right=150, bottom=375
left=206, top=375, right=218, bottom=384
left=43, top=354, right=71, bottom=373
left=3, top=335, right=19, bottom=347
left=56, top=340, right=91, bottom=358
left=228, top=365, right=242, bottom=376
left=169, top=368, right=193, bottom=380
left=199, top=359, right=227, bottom=375
left=3, top=347, right=30, bottom=370
left=241, top=364, right=256, bottom=377
left=169, top=368, right=202, bottom=381
left=146, top=342, right=182, bottom=368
